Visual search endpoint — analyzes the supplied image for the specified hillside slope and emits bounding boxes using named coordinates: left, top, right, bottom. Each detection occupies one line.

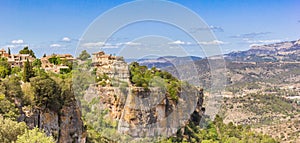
left=138, top=39, right=300, bottom=142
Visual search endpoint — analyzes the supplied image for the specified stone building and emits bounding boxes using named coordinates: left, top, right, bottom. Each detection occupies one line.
left=0, top=49, right=9, bottom=58
left=8, top=54, right=35, bottom=67
left=41, top=54, right=75, bottom=73
left=92, top=51, right=129, bottom=83
left=0, top=48, right=35, bottom=68
left=92, top=51, right=117, bottom=65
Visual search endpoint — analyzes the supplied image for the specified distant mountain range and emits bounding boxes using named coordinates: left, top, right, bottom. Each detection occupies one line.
left=131, top=39, right=300, bottom=89
left=225, top=39, right=300, bottom=62
left=126, top=56, right=202, bottom=68
left=128, top=39, right=300, bottom=69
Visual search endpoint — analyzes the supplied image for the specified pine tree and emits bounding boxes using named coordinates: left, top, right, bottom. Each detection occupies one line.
left=19, top=47, right=36, bottom=58
left=78, top=50, right=91, bottom=61
left=23, top=59, right=33, bottom=82
left=8, top=48, right=11, bottom=55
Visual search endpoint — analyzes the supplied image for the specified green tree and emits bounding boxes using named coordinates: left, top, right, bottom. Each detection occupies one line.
left=11, top=67, right=21, bottom=75
left=22, top=59, right=34, bottom=82
left=32, top=59, right=42, bottom=68
left=161, top=114, right=278, bottom=143
left=16, top=128, right=55, bottom=143
left=8, top=47, right=11, bottom=55
left=0, top=66, right=9, bottom=78
left=0, top=116, right=27, bottom=143
left=19, top=46, right=36, bottom=58
left=21, top=82, right=35, bottom=105
left=0, top=94, right=19, bottom=120
left=0, top=57, right=11, bottom=78
left=3, top=75, right=23, bottom=100
left=61, top=59, right=72, bottom=69
left=78, top=50, right=91, bottom=61
left=129, top=62, right=180, bottom=101
left=30, top=75, right=62, bottom=111
left=48, top=56, right=61, bottom=65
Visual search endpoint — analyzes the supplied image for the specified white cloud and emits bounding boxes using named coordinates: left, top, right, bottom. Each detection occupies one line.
left=11, top=39, right=24, bottom=44
left=81, top=42, right=106, bottom=48
left=246, top=39, right=281, bottom=44
left=124, top=41, right=141, bottom=46
left=246, top=39, right=282, bottom=48
left=198, top=40, right=227, bottom=45
left=169, top=40, right=185, bottom=45
left=62, top=37, right=71, bottom=42
left=171, top=40, right=185, bottom=45
left=117, top=41, right=141, bottom=46
left=168, top=40, right=192, bottom=45
left=50, top=44, right=62, bottom=48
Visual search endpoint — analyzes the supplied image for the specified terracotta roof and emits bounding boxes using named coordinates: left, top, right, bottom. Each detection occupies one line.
left=0, top=49, right=6, bottom=52
left=92, top=51, right=105, bottom=55
left=99, top=55, right=110, bottom=58
left=57, top=54, right=73, bottom=58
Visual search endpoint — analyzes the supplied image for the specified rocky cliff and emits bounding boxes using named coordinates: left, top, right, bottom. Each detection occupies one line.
left=21, top=101, right=86, bottom=143
left=84, top=83, right=204, bottom=140
left=81, top=53, right=205, bottom=141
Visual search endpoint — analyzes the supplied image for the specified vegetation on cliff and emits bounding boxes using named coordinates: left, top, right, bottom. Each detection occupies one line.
left=129, top=62, right=180, bottom=101
left=0, top=116, right=55, bottom=143
left=163, top=115, right=277, bottom=143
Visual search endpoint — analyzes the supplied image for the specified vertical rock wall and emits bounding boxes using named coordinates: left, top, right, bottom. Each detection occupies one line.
left=23, top=102, right=86, bottom=143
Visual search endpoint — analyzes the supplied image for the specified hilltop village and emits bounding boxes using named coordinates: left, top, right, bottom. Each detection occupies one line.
left=0, top=47, right=74, bottom=73
left=0, top=47, right=125, bottom=75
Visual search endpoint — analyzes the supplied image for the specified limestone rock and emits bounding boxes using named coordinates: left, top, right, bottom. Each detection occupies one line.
left=23, top=102, right=86, bottom=143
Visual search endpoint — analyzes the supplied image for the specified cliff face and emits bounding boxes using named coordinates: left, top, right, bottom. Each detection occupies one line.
left=22, top=101, right=86, bottom=143
left=118, top=86, right=204, bottom=138
left=85, top=84, right=204, bottom=139
left=82, top=56, right=205, bottom=140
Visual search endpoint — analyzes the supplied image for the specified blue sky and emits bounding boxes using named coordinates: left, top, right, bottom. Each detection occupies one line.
left=1, top=0, right=299, bottom=58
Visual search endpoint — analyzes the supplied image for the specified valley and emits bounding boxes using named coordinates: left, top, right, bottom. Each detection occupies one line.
left=139, top=39, right=300, bottom=142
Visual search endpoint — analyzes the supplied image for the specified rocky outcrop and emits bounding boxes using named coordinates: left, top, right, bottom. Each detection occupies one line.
left=83, top=53, right=205, bottom=140
left=22, top=101, right=86, bottom=143
left=86, top=83, right=204, bottom=139
left=58, top=102, right=86, bottom=143
left=118, top=86, right=204, bottom=138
